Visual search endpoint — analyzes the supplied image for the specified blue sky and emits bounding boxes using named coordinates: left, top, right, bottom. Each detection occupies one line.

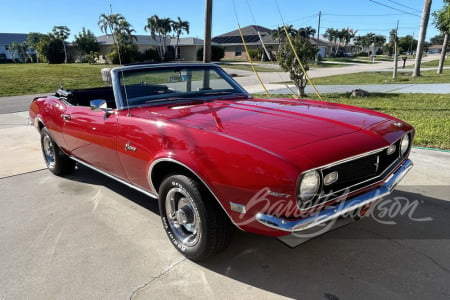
left=0, top=0, right=445, bottom=41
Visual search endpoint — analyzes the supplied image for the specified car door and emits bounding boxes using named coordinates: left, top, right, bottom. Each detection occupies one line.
left=61, top=105, right=127, bottom=179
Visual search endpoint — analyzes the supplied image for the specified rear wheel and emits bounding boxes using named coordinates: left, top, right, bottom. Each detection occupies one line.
left=40, top=127, right=75, bottom=175
left=159, top=175, right=233, bottom=261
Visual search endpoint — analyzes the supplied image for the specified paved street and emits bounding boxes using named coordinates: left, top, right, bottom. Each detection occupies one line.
left=1, top=58, right=450, bottom=299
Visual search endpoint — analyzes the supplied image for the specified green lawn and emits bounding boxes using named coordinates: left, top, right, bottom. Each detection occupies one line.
left=257, top=93, right=450, bottom=150
left=311, top=69, right=450, bottom=85
left=0, top=64, right=113, bottom=96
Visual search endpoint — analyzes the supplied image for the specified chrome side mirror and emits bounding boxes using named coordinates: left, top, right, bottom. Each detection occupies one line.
left=90, top=99, right=113, bottom=119
left=90, top=99, right=108, bottom=111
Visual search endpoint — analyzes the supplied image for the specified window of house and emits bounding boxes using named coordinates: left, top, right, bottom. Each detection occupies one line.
left=235, top=46, right=242, bottom=57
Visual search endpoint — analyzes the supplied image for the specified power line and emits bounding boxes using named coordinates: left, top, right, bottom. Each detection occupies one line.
left=386, top=0, right=422, bottom=13
left=368, top=0, right=421, bottom=17
left=325, top=13, right=403, bottom=17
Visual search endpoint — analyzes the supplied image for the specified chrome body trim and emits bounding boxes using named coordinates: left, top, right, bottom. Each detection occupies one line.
left=257, top=159, right=413, bottom=232
left=71, top=157, right=158, bottom=199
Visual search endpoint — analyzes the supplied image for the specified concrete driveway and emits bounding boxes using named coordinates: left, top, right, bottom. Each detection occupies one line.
left=1, top=105, right=450, bottom=299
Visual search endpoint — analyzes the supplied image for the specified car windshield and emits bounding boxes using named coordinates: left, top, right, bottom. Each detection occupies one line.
left=117, top=65, right=249, bottom=107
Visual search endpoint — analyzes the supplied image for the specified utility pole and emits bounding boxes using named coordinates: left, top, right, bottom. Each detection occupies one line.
left=393, top=20, right=399, bottom=79
left=203, top=0, right=213, bottom=63
left=315, top=11, right=321, bottom=64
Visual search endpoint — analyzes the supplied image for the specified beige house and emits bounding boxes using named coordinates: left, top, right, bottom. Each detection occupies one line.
left=96, top=35, right=203, bottom=62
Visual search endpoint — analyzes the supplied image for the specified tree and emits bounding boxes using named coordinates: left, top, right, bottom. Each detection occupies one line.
left=73, top=28, right=99, bottom=56
left=430, top=34, right=445, bottom=45
left=354, top=33, right=385, bottom=56
left=98, top=13, right=137, bottom=64
left=27, top=32, right=47, bottom=62
left=9, top=41, right=29, bottom=62
left=28, top=33, right=51, bottom=63
left=398, top=35, right=418, bottom=53
left=145, top=15, right=173, bottom=61
left=271, top=26, right=285, bottom=45
left=52, top=26, right=70, bottom=63
left=324, top=28, right=339, bottom=53
left=413, top=0, right=433, bottom=77
left=432, top=5, right=450, bottom=74
left=276, top=35, right=318, bottom=98
left=172, top=17, right=190, bottom=59
left=298, top=26, right=316, bottom=39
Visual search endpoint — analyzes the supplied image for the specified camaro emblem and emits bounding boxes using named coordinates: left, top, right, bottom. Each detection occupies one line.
left=374, top=156, right=380, bottom=172
left=125, top=142, right=137, bottom=152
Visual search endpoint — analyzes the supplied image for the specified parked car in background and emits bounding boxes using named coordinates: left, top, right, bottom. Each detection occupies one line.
left=29, top=63, right=414, bottom=260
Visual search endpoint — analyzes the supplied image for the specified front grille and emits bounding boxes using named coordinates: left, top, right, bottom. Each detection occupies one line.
left=322, top=141, right=400, bottom=195
left=297, top=140, right=404, bottom=210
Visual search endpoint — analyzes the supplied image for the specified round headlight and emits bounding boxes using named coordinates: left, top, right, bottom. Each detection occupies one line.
left=400, top=134, right=410, bottom=156
left=299, top=171, right=320, bottom=203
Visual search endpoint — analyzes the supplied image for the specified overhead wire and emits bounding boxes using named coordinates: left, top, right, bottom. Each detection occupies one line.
left=232, top=0, right=271, bottom=97
left=245, top=0, right=298, bottom=98
left=275, top=0, right=324, bottom=101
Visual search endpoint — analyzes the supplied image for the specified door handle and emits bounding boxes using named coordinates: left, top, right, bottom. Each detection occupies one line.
left=61, top=114, right=71, bottom=121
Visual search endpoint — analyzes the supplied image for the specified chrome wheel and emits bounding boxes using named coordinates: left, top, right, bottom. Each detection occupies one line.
left=165, top=187, right=201, bottom=247
left=40, top=127, right=76, bottom=175
left=42, top=134, right=56, bottom=168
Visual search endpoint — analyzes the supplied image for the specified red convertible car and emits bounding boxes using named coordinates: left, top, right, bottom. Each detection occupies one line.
left=29, top=63, right=414, bottom=260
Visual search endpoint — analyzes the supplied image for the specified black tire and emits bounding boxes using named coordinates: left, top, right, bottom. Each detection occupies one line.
left=40, top=127, right=76, bottom=175
left=159, top=175, right=233, bottom=261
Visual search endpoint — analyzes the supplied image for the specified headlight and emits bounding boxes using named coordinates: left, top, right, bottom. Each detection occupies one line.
left=400, top=134, right=410, bottom=156
left=299, top=170, right=320, bottom=203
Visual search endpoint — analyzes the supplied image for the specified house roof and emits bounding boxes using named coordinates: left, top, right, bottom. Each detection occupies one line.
left=170, top=37, right=204, bottom=46
left=212, top=25, right=276, bottom=45
left=0, top=33, right=28, bottom=46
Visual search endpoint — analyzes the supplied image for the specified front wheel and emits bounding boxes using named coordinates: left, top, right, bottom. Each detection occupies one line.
left=159, top=175, right=233, bottom=261
left=40, top=127, right=75, bottom=175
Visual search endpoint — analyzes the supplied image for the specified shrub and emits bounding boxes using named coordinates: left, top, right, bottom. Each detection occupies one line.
left=196, top=46, right=225, bottom=61
left=141, top=48, right=160, bottom=62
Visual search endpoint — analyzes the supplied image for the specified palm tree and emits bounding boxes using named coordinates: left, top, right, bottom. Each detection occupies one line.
left=271, top=26, right=285, bottom=45
left=172, top=17, right=190, bottom=59
left=298, top=26, right=316, bottom=39
left=413, top=0, right=432, bottom=77
left=324, top=28, right=339, bottom=53
left=98, top=13, right=126, bottom=63
left=145, top=15, right=173, bottom=61
left=52, top=26, right=70, bottom=63
left=432, top=5, right=450, bottom=74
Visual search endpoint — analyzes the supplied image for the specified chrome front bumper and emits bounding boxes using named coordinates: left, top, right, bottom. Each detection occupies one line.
left=256, top=159, right=413, bottom=233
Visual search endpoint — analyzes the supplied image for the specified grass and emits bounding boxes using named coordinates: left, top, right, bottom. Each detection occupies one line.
left=256, top=93, right=450, bottom=150
left=0, top=63, right=113, bottom=96
left=311, top=69, right=450, bottom=85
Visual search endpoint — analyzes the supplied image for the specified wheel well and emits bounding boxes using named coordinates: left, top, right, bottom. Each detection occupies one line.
left=36, top=120, right=45, bottom=131
left=150, top=160, right=234, bottom=225
left=151, top=161, right=203, bottom=194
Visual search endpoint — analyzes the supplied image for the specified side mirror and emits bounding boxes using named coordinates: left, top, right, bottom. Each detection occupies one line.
left=90, top=99, right=113, bottom=119
left=90, top=99, right=108, bottom=111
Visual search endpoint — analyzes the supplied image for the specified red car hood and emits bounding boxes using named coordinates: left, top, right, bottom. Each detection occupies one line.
left=133, top=98, right=408, bottom=165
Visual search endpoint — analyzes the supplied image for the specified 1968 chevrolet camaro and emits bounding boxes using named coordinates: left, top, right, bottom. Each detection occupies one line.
left=29, top=63, right=414, bottom=260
